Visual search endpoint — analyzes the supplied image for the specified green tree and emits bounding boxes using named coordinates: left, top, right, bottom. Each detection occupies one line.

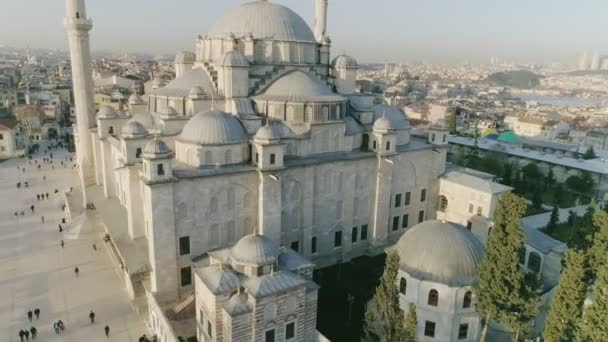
left=583, top=146, right=597, bottom=160
left=545, top=206, right=559, bottom=233
left=567, top=210, right=577, bottom=226
left=446, top=113, right=457, bottom=134
left=474, top=193, right=541, bottom=341
left=502, top=162, right=513, bottom=186
left=544, top=250, right=589, bottom=342
left=404, top=304, right=417, bottom=342
left=576, top=260, right=608, bottom=341
left=363, top=251, right=406, bottom=342
left=532, top=190, right=543, bottom=211
left=588, top=212, right=608, bottom=274
left=544, top=169, right=555, bottom=191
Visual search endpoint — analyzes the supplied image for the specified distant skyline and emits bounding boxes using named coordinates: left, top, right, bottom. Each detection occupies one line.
left=1, top=0, right=608, bottom=64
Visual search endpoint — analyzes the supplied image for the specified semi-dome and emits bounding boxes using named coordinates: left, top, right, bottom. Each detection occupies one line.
left=189, top=86, right=206, bottom=99
left=143, top=138, right=172, bottom=159
left=394, top=220, right=485, bottom=286
left=97, top=105, right=118, bottom=119
left=231, top=234, right=281, bottom=266
left=223, top=50, right=249, bottom=67
left=131, top=112, right=155, bottom=129
left=122, top=119, right=148, bottom=138
left=175, top=50, right=195, bottom=64
left=208, top=1, right=316, bottom=42
left=179, top=110, right=249, bottom=145
left=160, top=106, right=178, bottom=118
left=332, top=54, right=358, bottom=69
left=256, top=70, right=344, bottom=102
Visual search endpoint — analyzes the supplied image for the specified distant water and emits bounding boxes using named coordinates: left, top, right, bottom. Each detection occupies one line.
left=514, top=93, right=608, bottom=106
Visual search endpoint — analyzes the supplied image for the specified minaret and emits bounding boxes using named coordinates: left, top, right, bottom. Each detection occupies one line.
left=64, top=0, right=96, bottom=206
left=314, top=0, right=328, bottom=42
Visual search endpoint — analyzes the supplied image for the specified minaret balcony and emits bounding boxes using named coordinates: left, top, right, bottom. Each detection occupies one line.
left=64, top=18, right=93, bottom=31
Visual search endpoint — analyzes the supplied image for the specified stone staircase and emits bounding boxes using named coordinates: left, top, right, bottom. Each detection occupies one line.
left=203, top=62, right=219, bottom=90
left=165, top=293, right=196, bottom=320
left=131, top=272, right=149, bottom=298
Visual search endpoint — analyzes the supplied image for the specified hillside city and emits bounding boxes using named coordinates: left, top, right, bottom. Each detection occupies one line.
left=1, top=1, right=608, bottom=342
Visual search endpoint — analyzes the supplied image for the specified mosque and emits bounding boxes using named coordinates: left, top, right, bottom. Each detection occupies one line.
left=64, top=0, right=513, bottom=341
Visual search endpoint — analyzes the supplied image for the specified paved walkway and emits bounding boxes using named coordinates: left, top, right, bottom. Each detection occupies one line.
left=523, top=205, right=588, bottom=230
left=0, top=142, right=148, bottom=341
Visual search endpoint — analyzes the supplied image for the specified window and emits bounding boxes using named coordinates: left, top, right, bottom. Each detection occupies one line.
left=392, top=216, right=399, bottom=231
left=373, top=140, right=377, bottom=149
left=386, top=141, right=391, bottom=151
left=207, top=320, right=213, bottom=338
left=399, top=278, right=407, bottom=295
left=225, top=150, right=233, bottom=163
left=466, top=221, right=472, bottom=230
left=424, top=321, right=436, bottom=337
left=334, top=231, right=342, bottom=247
left=311, top=237, right=317, bottom=254
left=180, top=266, right=192, bottom=287
left=468, top=203, right=474, bottom=214
left=290, top=241, right=299, bottom=252
left=395, top=194, right=402, bottom=208
left=458, top=323, right=469, bottom=340
left=179, top=236, right=190, bottom=256
left=108, top=126, right=114, bottom=135
left=428, top=289, right=438, bottom=306
left=443, top=134, right=447, bottom=143
left=463, top=291, right=472, bottom=308
left=402, top=214, right=409, bottom=228
left=135, top=147, right=142, bottom=158
left=420, top=189, right=427, bottom=202
left=0, top=133, right=3, bottom=140
left=431, top=133, right=436, bottom=141
left=255, top=153, right=259, bottom=163
left=438, top=195, right=448, bottom=212
left=199, top=309, right=204, bottom=324
left=477, top=206, right=483, bottom=216
left=361, top=225, right=368, bottom=241
left=405, top=192, right=411, bottom=205
left=528, top=252, right=542, bottom=273
left=157, top=164, right=165, bottom=176
left=270, top=153, right=276, bottom=165
left=204, top=151, right=212, bottom=164
left=418, top=210, right=425, bottom=223
left=265, top=329, right=276, bottom=342
left=352, top=227, right=358, bottom=243
left=285, top=322, right=295, bottom=340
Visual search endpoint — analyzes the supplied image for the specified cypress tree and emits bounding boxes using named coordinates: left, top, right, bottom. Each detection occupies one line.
left=588, top=212, right=608, bottom=274
left=545, top=206, right=559, bottom=233
left=404, top=304, right=417, bottom=342
left=544, top=250, right=589, bottom=342
left=576, top=260, right=608, bottom=341
left=474, top=192, right=540, bottom=341
left=363, top=251, right=406, bottom=342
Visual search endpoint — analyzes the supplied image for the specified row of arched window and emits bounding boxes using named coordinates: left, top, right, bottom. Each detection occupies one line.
left=399, top=278, right=472, bottom=309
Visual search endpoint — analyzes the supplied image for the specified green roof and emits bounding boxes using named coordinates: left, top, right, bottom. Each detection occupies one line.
left=498, top=131, right=521, bottom=144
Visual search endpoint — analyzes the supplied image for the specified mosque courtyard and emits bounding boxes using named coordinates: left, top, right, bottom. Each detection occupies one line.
left=0, top=142, right=148, bottom=341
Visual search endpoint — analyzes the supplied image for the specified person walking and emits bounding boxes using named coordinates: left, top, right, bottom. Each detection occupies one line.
left=30, top=205, right=35, bottom=214
left=30, top=327, right=37, bottom=340
left=104, top=325, right=110, bottom=337
left=19, top=329, right=25, bottom=342
left=53, top=322, right=59, bottom=334
left=60, top=240, right=64, bottom=248
left=89, top=310, right=95, bottom=324
left=27, top=310, right=33, bottom=321
left=92, top=243, right=97, bottom=251
left=46, top=193, right=49, bottom=199
left=58, top=320, right=64, bottom=331
left=74, top=267, right=79, bottom=277
left=34, top=308, right=40, bottom=319
left=24, top=329, right=29, bottom=340
left=58, top=224, right=63, bottom=232
left=36, top=194, right=40, bottom=201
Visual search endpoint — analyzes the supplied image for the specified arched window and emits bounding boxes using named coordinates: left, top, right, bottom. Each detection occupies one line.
left=225, top=150, right=232, bottom=164
left=108, top=126, right=114, bottom=135
left=204, top=151, right=212, bottom=165
left=304, top=106, right=313, bottom=122
left=438, top=195, right=448, bottom=212
left=322, top=106, right=329, bottom=120
left=286, top=106, right=295, bottom=121
left=399, top=278, right=407, bottom=295
left=528, top=252, right=542, bottom=273
left=227, top=188, right=235, bottom=210
left=463, top=291, right=472, bottom=308
left=428, top=289, right=439, bottom=306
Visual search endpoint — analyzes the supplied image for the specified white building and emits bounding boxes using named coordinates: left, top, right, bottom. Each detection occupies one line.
left=392, top=220, right=484, bottom=342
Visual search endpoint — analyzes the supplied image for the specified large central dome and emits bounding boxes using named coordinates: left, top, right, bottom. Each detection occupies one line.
left=207, top=1, right=316, bottom=42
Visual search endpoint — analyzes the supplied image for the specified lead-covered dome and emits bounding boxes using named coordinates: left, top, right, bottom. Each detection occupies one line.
left=97, top=105, right=118, bottom=119
left=231, top=234, right=281, bottom=266
left=122, top=119, right=148, bottom=139
left=394, top=220, right=485, bottom=286
left=143, top=138, right=172, bottom=159
left=179, top=110, right=248, bottom=145
left=223, top=50, right=249, bottom=67
left=207, top=1, right=316, bottom=42
left=332, top=54, right=359, bottom=69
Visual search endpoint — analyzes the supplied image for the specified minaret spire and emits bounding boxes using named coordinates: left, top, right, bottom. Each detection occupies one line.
left=314, top=0, right=328, bottom=42
left=64, top=0, right=96, bottom=206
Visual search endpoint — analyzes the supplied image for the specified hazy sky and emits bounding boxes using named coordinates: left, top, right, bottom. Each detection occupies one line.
left=1, top=0, right=607, bottom=63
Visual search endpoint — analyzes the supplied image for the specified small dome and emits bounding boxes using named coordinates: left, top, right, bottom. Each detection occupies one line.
left=223, top=50, right=249, bottom=67
left=97, top=105, right=118, bottom=119
left=373, top=114, right=397, bottom=133
left=372, top=105, right=410, bottom=130
left=131, top=112, right=154, bottom=129
left=189, top=86, right=206, bottom=99
left=179, top=110, right=249, bottom=145
left=208, top=1, right=316, bottom=43
left=128, top=93, right=143, bottom=105
left=255, top=124, right=282, bottom=142
left=394, top=220, right=485, bottom=286
left=231, top=234, right=281, bottom=266
left=143, top=138, right=172, bottom=158
left=122, top=119, right=148, bottom=138
left=332, top=54, right=358, bottom=69
left=224, top=292, right=251, bottom=315
left=175, top=51, right=196, bottom=64
left=160, top=106, right=178, bottom=118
